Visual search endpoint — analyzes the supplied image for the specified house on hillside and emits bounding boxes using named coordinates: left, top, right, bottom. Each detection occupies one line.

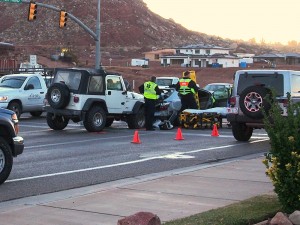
left=160, top=44, right=240, bottom=68
left=143, top=49, right=176, bottom=61
left=254, top=53, right=300, bottom=65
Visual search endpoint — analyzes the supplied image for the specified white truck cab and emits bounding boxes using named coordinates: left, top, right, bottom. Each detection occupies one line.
left=0, top=73, right=47, bottom=118
left=156, top=77, right=179, bottom=89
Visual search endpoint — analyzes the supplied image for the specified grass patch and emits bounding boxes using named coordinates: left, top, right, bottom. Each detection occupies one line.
left=163, top=194, right=282, bottom=225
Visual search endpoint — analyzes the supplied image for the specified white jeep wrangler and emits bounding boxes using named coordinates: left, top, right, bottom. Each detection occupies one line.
left=227, top=69, right=300, bottom=141
left=44, top=68, right=145, bottom=132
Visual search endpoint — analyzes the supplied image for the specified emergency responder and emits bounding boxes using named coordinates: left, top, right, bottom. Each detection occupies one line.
left=139, top=76, right=162, bottom=131
left=176, top=71, right=199, bottom=111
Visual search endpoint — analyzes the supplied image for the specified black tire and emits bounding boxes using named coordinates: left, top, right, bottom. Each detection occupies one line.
left=46, top=112, right=69, bottom=130
left=47, top=83, right=70, bottom=109
left=239, top=86, right=272, bottom=119
left=231, top=122, right=253, bottom=142
left=127, top=107, right=145, bottom=129
left=0, top=137, right=13, bottom=185
left=83, top=106, right=106, bottom=132
left=8, top=101, right=21, bottom=119
left=105, top=118, right=114, bottom=127
left=30, top=111, right=43, bottom=117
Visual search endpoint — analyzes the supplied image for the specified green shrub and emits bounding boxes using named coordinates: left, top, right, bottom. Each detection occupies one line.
left=263, top=94, right=300, bottom=212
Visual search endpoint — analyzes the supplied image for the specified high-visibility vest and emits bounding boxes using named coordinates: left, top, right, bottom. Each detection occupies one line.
left=144, top=81, right=158, bottom=99
left=179, top=78, right=195, bottom=95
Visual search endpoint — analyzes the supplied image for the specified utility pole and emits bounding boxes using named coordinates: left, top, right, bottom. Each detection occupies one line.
left=95, top=0, right=101, bottom=69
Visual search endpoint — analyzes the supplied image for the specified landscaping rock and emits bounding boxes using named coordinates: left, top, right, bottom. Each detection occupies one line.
left=270, top=212, right=293, bottom=225
left=289, top=211, right=300, bottom=225
left=117, top=211, right=161, bottom=225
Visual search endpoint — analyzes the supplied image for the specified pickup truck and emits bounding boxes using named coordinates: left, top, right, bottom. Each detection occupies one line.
left=0, top=73, right=48, bottom=118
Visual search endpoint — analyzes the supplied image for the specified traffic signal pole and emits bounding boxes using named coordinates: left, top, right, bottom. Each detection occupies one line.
left=21, top=0, right=101, bottom=70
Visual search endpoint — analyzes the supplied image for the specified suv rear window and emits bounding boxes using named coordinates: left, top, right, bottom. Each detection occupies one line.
left=53, top=71, right=82, bottom=90
left=237, top=73, right=284, bottom=96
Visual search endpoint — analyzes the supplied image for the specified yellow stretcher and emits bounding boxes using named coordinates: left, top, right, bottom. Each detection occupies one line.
left=179, top=110, right=222, bottom=129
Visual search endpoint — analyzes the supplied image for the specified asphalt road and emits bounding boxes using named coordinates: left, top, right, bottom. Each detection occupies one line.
left=0, top=113, right=270, bottom=202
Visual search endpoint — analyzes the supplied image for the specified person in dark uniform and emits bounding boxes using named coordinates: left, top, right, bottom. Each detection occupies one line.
left=176, top=71, right=199, bottom=111
left=139, top=76, right=162, bottom=131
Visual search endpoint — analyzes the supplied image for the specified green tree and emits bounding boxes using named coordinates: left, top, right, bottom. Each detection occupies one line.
left=263, top=94, right=300, bottom=212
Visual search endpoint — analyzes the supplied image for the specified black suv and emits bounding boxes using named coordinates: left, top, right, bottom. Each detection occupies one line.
left=227, top=69, right=300, bottom=141
left=0, top=108, right=24, bottom=184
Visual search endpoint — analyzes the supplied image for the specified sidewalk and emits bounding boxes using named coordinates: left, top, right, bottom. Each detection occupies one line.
left=0, top=154, right=274, bottom=225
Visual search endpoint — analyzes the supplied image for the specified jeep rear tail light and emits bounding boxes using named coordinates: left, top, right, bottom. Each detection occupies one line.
left=278, top=98, right=289, bottom=107
left=229, top=96, right=236, bottom=106
left=73, top=96, right=79, bottom=103
left=160, top=103, right=170, bottom=110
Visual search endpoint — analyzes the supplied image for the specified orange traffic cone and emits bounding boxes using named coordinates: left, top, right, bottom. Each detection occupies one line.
left=131, top=130, right=141, bottom=144
left=174, top=128, right=184, bottom=140
left=211, top=124, right=219, bottom=137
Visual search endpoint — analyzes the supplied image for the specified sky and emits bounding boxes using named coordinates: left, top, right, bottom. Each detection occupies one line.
left=142, top=0, right=299, bottom=45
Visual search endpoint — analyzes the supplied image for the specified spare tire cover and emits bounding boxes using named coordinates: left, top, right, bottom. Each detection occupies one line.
left=239, top=85, right=272, bottom=119
left=47, top=83, right=70, bottom=109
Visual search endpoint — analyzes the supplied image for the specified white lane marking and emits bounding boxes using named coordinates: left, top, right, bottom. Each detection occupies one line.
left=24, top=134, right=141, bottom=149
left=8, top=138, right=268, bottom=183
left=161, top=153, right=195, bottom=159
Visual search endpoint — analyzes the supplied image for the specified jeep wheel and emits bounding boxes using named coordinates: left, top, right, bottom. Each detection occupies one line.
left=105, top=118, right=114, bottom=127
left=0, top=137, right=13, bottom=185
left=46, top=113, right=69, bottom=130
left=231, top=122, right=253, bottom=142
left=83, top=106, right=106, bottom=132
left=8, top=101, right=21, bottom=119
left=239, top=86, right=272, bottom=119
left=47, top=83, right=70, bottom=109
left=30, top=111, right=43, bottom=117
left=127, top=107, right=145, bottom=129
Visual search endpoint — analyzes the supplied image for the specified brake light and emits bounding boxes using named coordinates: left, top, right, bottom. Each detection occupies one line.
left=160, top=103, right=169, bottom=110
left=229, top=96, right=236, bottom=106
left=278, top=98, right=289, bottom=107
left=73, top=96, right=79, bottom=103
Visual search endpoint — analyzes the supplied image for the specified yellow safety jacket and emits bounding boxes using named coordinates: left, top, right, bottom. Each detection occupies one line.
left=179, top=78, right=195, bottom=95
left=144, top=81, right=158, bottom=100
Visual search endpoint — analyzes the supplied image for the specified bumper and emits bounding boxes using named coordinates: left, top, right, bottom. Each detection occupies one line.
left=0, top=102, right=9, bottom=109
left=227, top=114, right=264, bottom=127
left=12, top=136, right=24, bottom=156
left=44, top=106, right=82, bottom=117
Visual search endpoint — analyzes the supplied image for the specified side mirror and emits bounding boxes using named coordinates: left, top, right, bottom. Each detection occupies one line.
left=124, top=80, right=132, bottom=91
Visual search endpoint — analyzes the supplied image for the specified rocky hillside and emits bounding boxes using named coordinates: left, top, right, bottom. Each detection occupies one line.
left=0, top=0, right=272, bottom=61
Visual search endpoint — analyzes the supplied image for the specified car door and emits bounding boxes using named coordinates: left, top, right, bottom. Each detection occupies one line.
left=105, top=75, right=127, bottom=113
left=22, top=76, right=45, bottom=111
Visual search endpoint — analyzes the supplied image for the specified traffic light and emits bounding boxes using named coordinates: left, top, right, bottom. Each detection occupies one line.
left=28, top=2, right=37, bottom=21
left=59, top=10, right=68, bottom=28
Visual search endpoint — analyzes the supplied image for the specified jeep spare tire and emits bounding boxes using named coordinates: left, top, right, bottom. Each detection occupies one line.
left=239, top=86, right=272, bottom=119
left=47, top=83, right=70, bottom=109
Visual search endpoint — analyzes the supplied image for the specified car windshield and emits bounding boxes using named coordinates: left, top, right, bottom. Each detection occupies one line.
left=156, top=79, right=173, bottom=86
left=0, top=76, right=26, bottom=88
